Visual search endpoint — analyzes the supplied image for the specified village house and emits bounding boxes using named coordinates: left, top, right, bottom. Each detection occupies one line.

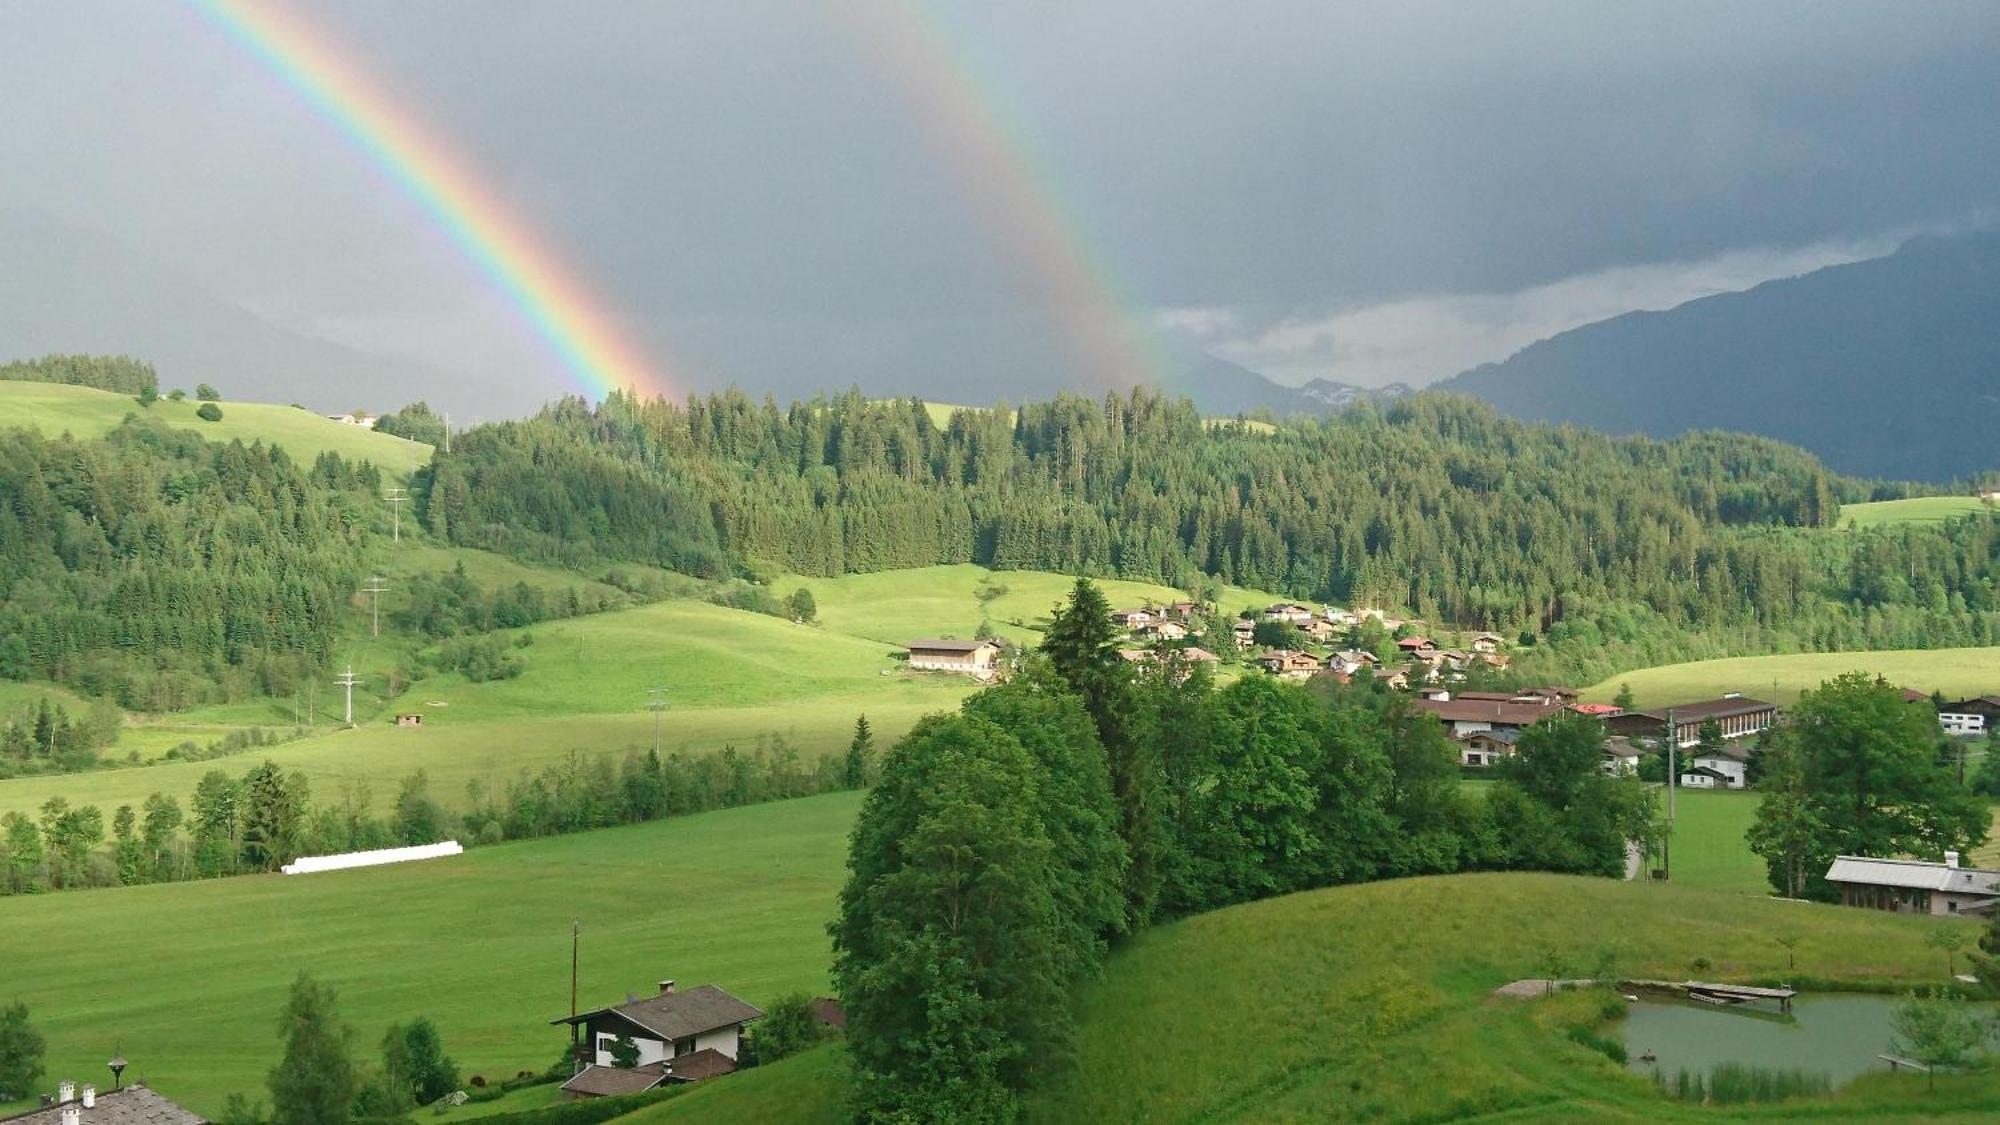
left=1298, top=618, right=1339, bottom=642
left=1325, top=608, right=1358, bottom=628
left=1118, top=649, right=1154, bottom=664
left=1600, top=737, right=1644, bottom=776
left=1229, top=618, right=1256, bottom=646
left=1940, top=695, right=2000, bottom=736
left=1570, top=702, right=1621, bottom=718
left=1162, top=601, right=1201, bottom=620
left=1478, top=651, right=1512, bottom=671
left=1395, top=636, right=1437, bottom=656
left=1326, top=649, right=1379, bottom=676
left=1825, top=853, right=2000, bottom=915
left=1414, top=693, right=1564, bottom=740
left=2, top=1080, right=203, bottom=1125
left=1180, top=646, right=1221, bottom=663
left=1677, top=743, right=1753, bottom=789
left=1469, top=631, right=1506, bottom=654
left=1604, top=694, right=1776, bottom=747
left=1259, top=649, right=1322, bottom=679
left=1263, top=603, right=1316, bottom=625
left=326, top=412, right=377, bottom=428
left=904, top=639, right=1001, bottom=677
left=553, top=981, right=763, bottom=1097
left=1459, top=729, right=1519, bottom=767
left=1112, top=608, right=1157, bottom=630
left=1138, top=619, right=1189, bottom=641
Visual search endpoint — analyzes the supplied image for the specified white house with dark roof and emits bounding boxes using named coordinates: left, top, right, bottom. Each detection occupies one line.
left=904, top=639, right=1001, bottom=677
left=552, top=980, right=762, bottom=1097
left=1825, top=853, right=2000, bottom=916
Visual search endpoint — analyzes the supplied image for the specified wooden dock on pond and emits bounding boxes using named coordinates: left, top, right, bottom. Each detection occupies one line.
left=1622, top=980, right=1796, bottom=1013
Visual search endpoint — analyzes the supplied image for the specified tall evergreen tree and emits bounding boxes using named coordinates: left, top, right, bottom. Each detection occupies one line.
left=268, top=973, right=357, bottom=1125
left=842, top=714, right=874, bottom=789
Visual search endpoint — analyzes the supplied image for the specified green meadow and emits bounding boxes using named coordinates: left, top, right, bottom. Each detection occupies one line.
left=0, top=382, right=433, bottom=477
left=0, top=792, right=862, bottom=1117
left=1839, top=495, right=1993, bottom=529
left=640, top=872, right=1999, bottom=1123
left=1584, top=646, right=2000, bottom=709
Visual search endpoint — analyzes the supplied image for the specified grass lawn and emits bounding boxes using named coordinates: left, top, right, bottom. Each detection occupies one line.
left=1660, top=788, right=1768, bottom=894
left=0, top=791, right=862, bottom=1118
left=0, top=382, right=432, bottom=477
left=783, top=563, right=1288, bottom=649
left=647, top=873, right=2000, bottom=1123
left=1839, top=495, right=1993, bottom=529
left=1583, top=646, right=2000, bottom=709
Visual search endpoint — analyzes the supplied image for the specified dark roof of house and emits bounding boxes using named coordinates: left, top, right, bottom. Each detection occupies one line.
left=554, top=984, right=763, bottom=1040
left=1944, top=696, right=2000, bottom=711
left=905, top=639, right=995, bottom=653
left=1416, top=698, right=1560, bottom=726
left=1614, top=696, right=1775, bottom=723
left=663, top=1049, right=737, bottom=1082
left=559, top=1064, right=668, bottom=1098
left=0, top=1087, right=204, bottom=1125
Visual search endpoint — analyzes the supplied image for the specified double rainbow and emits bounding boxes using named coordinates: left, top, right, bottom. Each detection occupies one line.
left=188, top=0, right=675, bottom=401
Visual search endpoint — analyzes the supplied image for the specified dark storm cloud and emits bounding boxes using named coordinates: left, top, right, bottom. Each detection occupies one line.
left=2, top=1, right=1997, bottom=411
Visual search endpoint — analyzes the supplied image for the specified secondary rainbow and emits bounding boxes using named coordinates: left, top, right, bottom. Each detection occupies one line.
left=838, top=2, right=1169, bottom=394
left=186, top=0, right=674, bottom=401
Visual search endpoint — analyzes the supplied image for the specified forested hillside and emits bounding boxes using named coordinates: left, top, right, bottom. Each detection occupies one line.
left=420, top=388, right=1999, bottom=680
left=0, top=421, right=378, bottom=708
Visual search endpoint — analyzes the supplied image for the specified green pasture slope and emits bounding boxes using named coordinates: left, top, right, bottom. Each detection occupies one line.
left=785, top=564, right=1288, bottom=648
left=1840, top=495, right=1993, bottom=529
left=643, top=874, right=1999, bottom=1123
left=0, top=595, right=970, bottom=819
left=0, top=381, right=432, bottom=477
left=1584, top=646, right=2000, bottom=709
left=0, top=792, right=861, bottom=1117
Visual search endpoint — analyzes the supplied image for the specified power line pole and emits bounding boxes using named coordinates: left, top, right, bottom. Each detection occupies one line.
left=360, top=576, right=389, bottom=637
left=1663, top=706, right=1677, bottom=882
left=384, top=487, right=409, bottom=543
left=648, top=687, right=669, bottom=755
left=336, top=665, right=361, bottom=727
left=569, top=919, right=582, bottom=1072
left=442, top=412, right=451, bottom=455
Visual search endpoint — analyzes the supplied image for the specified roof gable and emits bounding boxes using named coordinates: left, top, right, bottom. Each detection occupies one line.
left=558, top=984, right=763, bottom=1040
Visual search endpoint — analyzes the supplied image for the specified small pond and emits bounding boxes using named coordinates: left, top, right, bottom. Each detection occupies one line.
left=1619, top=993, right=1979, bottom=1090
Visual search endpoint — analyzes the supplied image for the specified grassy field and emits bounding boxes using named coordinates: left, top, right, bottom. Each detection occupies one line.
left=785, top=563, right=1287, bottom=648
left=1584, top=646, right=2000, bottom=709
left=0, top=792, right=862, bottom=1117
left=643, top=873, right=1999, bottom=1123
left=0, top=382, right=432, bottom=477
left=1840, top=495, right=1993, bottom=529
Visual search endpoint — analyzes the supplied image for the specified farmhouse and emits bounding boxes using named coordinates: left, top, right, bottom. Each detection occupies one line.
left=553, top=981, right=762, bottom=1097
left=1, top=1083, right=203, bottom=1125
left=1139, top=620, right=1189, bottom=641
left=1469, top=631, right=1506, bottom=653
left=1459, top=729, right=1519, bottom=767
left=1230, top=618, right=1256, bottom=645
left=905, top=639, right=1001, bottom=676
left=1112, top=608, right=1156, bottom=629
left=1414, top=694, right=1563, bottom=739
left=1263, top=603, right=1316, bottom=624
left=1604, top=694, right=1775, bottom=747
left=1600, top=737, right=1644, bottom=776
left=394, top=713, right=423, bottom=727
left=1259, top=650, right=1323, bottom=679
left=1299, top=619, right=1338, bottom=642
left=1940, top=695, right=2000, bottom=736
left=1825, top=853, right=2000, bottom=916
left=1395, top=636, right=1437, bottom=655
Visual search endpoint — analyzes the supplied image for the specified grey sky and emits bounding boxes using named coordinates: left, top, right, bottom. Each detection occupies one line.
left=3, top=1, right=1998, bottom=413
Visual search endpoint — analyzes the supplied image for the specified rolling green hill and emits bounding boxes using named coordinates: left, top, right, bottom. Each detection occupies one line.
left=0, top=792, right=861, bottom=1117
left=1839, top=495, right=1994, bottom=529
left=1582, top=646, right=2000, bottom=709
left=640, top=873, right=1996, bottom=1123
left=0, top=381, right=432, bottom=476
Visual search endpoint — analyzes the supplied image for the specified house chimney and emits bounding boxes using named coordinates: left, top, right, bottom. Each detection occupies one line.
left=1946, top=850, right=1961, bottom=869
left=59, top=1082, right=75, bottom=1104
left=658, top=980, right=675, bottom=996
left=61, top=1106, right=80, bottom=1125
left=82, top=1088, right=95, bottom=1109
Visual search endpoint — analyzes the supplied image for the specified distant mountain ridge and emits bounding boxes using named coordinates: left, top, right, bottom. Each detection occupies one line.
left=1436, top=231, right=2000, bottom=481
left=1161, top=343, right=1410, bottom=417
left=0, top=208, right=471, bottom=413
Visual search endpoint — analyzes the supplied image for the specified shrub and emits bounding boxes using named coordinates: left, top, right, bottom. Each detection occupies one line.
left=196, top=402, right=223, bottom=422
left=1655, top=1063, right=1829, bottom=1104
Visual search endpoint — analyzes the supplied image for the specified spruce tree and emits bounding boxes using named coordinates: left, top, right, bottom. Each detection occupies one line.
left=842, top=714, right=873, bottom=789
left=268, top=973, right=357, bottom=1125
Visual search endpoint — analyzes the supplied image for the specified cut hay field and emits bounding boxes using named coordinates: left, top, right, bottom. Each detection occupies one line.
left=0, top=791, right=862, bottom=1118
left=0, top=382, right=432, bottom=476
left=1839, top=495, right=1993, bottom=529
left=639, top=874, right=1998, bottom=1123
left=1583, top=646, right=2000, bottom=709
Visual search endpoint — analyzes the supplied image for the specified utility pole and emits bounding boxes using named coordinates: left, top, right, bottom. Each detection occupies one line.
left=360, top=576, right=389, bottom=638
left=336, top=665, right=361, bottom=727
left=648, top=687, right=669, bottom=755
left=384, top=487, right=409, bottom=543
left=442, top=412, right=451, bottom=455
left=569, top=919, right=582, bottom=1072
